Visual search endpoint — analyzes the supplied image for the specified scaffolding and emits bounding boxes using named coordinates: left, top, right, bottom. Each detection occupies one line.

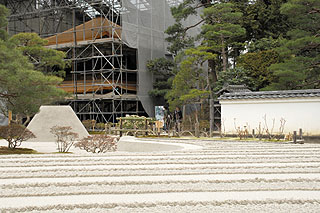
left=2, top=0, right=189, bottom=124
left=1, top=0, right=148, bottom=123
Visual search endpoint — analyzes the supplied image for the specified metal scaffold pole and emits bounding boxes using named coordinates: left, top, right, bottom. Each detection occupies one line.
left=3, top=0, right=145, bottom=124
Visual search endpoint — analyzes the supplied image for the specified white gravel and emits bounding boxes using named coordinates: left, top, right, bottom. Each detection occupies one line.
left=1, top=137, right=320, bottom=212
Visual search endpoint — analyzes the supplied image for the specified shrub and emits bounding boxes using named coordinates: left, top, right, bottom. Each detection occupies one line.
left=0, top=124, right=35, bottom=149
left=82, top=120, right=96, bottom=131
left=74, top=135, right=119, bottom=153
left=122, top=115, right=148, bottom=129
left=95, top=123, right=105, bottom=130
left=50, top=126, right=79, bottom=152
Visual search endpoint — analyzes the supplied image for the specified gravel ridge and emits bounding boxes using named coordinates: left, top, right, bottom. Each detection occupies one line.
left=1, top=138, right=320, bottom=212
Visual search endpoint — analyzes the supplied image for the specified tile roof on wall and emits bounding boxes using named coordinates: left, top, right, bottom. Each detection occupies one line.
left=216, top=84, right=252, bottom=95
left=218, top=89, right=320, bottom=100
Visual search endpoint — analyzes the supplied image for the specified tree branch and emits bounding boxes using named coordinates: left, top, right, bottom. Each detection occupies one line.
left=0, top=93, right=17, bottom=98
left=184, top=19, right=205, bottom=33
left=296, top=79, right=320, bottom=88
left=193, top=2, right=212, bottom=10
left=309, top=8, right=320, bottom=14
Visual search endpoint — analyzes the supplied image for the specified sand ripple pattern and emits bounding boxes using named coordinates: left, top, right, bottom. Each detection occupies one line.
left=1, top=139, right=320, bottom=212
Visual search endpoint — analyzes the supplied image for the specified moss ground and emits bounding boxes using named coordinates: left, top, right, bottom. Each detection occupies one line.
left=0, top=146, right=39, bottom=155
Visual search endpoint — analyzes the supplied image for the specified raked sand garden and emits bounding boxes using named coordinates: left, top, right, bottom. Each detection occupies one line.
left=1, top=136, right=320, bottom=212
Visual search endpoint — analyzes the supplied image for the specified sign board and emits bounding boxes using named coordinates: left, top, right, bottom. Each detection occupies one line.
left=155, top=106, right=164, bottom=128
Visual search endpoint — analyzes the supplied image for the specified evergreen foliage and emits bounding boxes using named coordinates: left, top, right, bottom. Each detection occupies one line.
left=146, top=57, right=175, bottom=100
left=166, top=46, right=214, bottom=110
left=0, top=4, right=8, bottom=41
left=0, top=39, right=66, bottom=122
left=201, top=2, right=246, bottom=72
left=0, top=5, right=67, bottom=123
left=237, top=50, right=280, bottom=90
left=214, top=67, right=255, bottom=92
left=265, top=0, right=320, bottom=90
left=241, top=0, right=290, bottom=40
left=9, top=33, right=68, bottom=77
left=163, top=0, right=320, bottom=106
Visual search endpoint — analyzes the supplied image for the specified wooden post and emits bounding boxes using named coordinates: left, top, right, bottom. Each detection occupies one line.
left=119, top=118, right=122, bottom=137
left=105, top=123, right=111, bottom=135
left=145, top=118, right=148, bottom=136
left=195, top=122, right=200, bottom=138
left=108, top=124, right=111, bottom=135
left=293, top=131, right=297, bottom=143
left=252, top=129, right=255, bottom=138
left=209, top=99, right=214, bottom=137
left=155, top=121, right=161, bottom=136
left=8, top=110, right=12, bottom=125
left=299, top=128, right=303, bottom=140
left=182, top=105, right=186, bottom=132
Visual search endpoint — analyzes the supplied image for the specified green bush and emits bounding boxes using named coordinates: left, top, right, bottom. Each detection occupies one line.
left=121, top=115, right=148, bottom=130
left=82, top=120, right=96, bottom=130
left=95, top=123, right=105, bottom=130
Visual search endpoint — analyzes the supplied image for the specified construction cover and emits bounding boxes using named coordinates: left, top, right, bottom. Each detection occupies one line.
left=121, top=0, right=202, bottom=117
left=0, top=113, right=7, bottom=126
left=27, top=105, right=89, bottom=142
left=0, top=100, right=8, bottom=126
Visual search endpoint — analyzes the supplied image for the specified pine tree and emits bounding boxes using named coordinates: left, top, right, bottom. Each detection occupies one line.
left=9, top=33, right=67, bottom=77
left=0, top=5, right=67, bottom=124
left=0, top=4, right=8, bottom=40
left=0, top=39, right=66, bottom=124
left=146, top=57, right=175, bottom=103
left=201, top=2, right=246, bottom=72
left=265, top=0, right=320, bottom=90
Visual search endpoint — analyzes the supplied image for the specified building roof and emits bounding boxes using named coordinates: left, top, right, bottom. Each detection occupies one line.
left=216, top=84, right=251, bottom=95
left=218, top=89, right=320, bottom=100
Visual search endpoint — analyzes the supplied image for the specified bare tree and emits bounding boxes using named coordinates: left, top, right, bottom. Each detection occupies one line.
left=0, top=124, right=35, bottom=149
left=263, top=115, right=287, bottom=140
left=275, top=118, right=287, bottom=141
left=255, top=122, right=265, bottom=140
left=74, top=135, right=119, bottom=153
left=263, top=115, right=275, bottom=139
left=233, top=118, right=248, bottom=140
left=50, top=126, right=79, bottom=153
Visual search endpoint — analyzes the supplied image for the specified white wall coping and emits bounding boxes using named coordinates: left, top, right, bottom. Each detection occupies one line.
left=219, top=97, right=320, bottom=105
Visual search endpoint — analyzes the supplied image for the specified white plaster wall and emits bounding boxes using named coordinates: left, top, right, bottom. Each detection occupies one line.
left=220, top=98, right=320, bottom=136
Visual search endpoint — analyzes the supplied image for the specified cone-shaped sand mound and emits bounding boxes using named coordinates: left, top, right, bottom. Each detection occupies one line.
left=27, top=106, right=89, bottom=142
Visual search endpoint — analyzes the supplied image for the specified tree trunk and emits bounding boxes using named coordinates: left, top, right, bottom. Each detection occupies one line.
left=182, top=105, right=186, bottom=131
left=207, top=59, right=216, bottom=138
left=221, top=35, right=227, bottom=72
left=208, top=59, right=218, bottom=83
left=13, top=114, right=22, bottom=125
left=23, top=115, right=31, bottom=126
left=209, top=99, right=214, bottom=137
left=195, top=122, right=200, bottom=138
left=194, top=104, right=199, bottom=124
